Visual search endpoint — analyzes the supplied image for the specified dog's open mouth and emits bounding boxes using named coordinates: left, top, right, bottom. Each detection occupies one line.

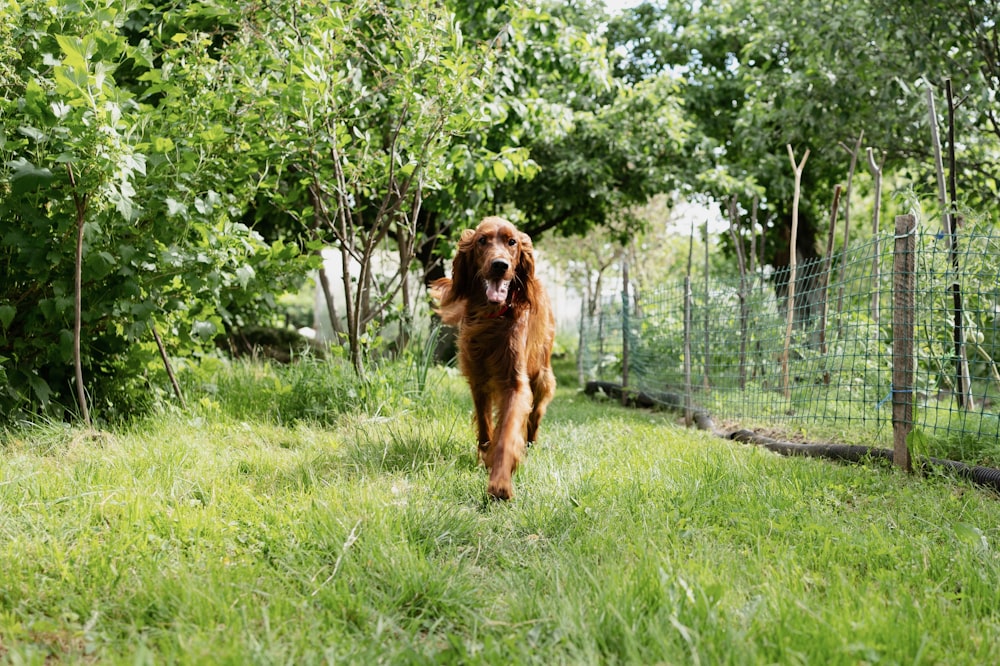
left=485, top=278, right=511, bottom=304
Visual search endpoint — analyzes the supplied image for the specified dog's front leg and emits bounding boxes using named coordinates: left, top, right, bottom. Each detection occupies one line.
left=487, top=376, right=531, bottom=500
left=471, top=387, right=494, bottom=467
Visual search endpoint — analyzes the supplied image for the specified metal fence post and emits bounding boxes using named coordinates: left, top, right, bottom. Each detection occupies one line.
left=621, top=259, right=630, bottom=405
left=892, top=214, right=916, bottom=472
left=683, top=273, right=693, bottom=426
left=577, top=297, right=586, bottom=388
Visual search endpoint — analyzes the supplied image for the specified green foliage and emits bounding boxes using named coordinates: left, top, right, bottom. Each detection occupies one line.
left=607, top=0, right=1000, bottom=264
left=0, top=0, right=307, bottom=421
left=487, top=6, right=692, bottom=239
left=219, top=0, right=496, bottom=374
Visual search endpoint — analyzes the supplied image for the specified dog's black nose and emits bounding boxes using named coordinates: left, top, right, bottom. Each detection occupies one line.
left=490, top=259, right=509, bottom=276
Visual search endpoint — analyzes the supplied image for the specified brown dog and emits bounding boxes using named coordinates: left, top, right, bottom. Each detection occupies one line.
left=432, top=217, right=556, bottom=500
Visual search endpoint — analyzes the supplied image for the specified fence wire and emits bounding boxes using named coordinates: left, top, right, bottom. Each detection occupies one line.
left=580, top=224, right=1000, bottom=452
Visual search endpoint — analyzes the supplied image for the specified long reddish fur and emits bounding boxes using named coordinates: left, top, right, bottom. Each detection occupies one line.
left=431, top=217, right=556, bottom=500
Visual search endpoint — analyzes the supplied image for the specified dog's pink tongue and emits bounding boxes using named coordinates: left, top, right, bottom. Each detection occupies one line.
left=486, top=279, right=509, bottom=304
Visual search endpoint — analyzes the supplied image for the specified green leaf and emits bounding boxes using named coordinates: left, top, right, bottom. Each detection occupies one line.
left=166, top=198, right=187, bottom=218
left=17, top=126, right=48, bottom=143
left=954, top=522, right=989, bottom=552
left=236, top=265, right=255, bottom=289
left=53, top=65, right=89, bottom=95
left=492, top=160, right=508, bottom=181
left=0, top=305, right=15, bottom=330
left=191, top=320, right=218, bottom=343
left=21, top=80, right=51, bottom=121
left=55, top=34, right=89, bottom=72
left=152, top=136, right=175, bottom=153
left=7, top=158, right=54, bottom=193
left=27, top=373, right=52, bottom=407
left=126, top=42, right=155, bottom=69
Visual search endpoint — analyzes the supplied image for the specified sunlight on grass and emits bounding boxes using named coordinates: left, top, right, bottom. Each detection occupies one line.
left=2, top=357, right=1000, bottom=663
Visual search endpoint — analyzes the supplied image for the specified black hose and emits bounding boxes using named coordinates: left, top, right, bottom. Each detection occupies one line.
left=730, top=428, right=1000, bottom=494
left=583, top=380, right=713, bottom=427
left=729, top=429, right=894, bottom=463
left=917, top=456, right=1000, bottom=493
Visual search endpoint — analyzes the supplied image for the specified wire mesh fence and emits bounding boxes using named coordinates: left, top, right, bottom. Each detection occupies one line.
left=579, top=216, right=1000, bottom=454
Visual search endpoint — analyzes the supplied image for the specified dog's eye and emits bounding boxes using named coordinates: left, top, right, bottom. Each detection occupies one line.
left=477, top=236, right=489, bottom=246
left=507, top=238, right=517, bottom=247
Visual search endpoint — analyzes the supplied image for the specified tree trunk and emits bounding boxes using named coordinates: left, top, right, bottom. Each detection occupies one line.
left=866, top=148, right=884, bottom=328
left=67, top=163, right=91, bottom=426
left=783, top=145, right=809, bottom=400
left=317, top=265, right=344, bottom=339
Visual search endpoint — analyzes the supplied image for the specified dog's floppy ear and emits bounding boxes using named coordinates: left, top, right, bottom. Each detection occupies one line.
left=446, top=228, right=479, bottom=302
left=516, top=231, right=535, bottom=280
left=515, top=231, right=539, bottom=304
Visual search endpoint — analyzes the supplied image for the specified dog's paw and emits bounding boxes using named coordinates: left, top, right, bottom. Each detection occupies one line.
left=487, top=463, right=515, bottom=500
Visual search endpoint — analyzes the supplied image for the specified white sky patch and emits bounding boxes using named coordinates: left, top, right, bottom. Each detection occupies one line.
left=667, top=198, right=728, bottom=236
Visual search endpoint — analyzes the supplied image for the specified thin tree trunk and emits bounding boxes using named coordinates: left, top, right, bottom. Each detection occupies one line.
left=394, top=187, right=423, bottom=354
left=928, top=81, right=973, bottom=409
left=866, top=148, right=884, bottom=328
left=927, top=84, right=951, bottom=240
left=620, top=258, right=630, bottom=403
left=784, top=145, right=809, bottom=400
left=317, top=265, right=344, bottom=338
left=755, top=198, right=765, bottom=272
left=577, top=297, right=587, bottom=387
left=818, top=185, right=843, bottom=384
left=151, top=322, right=185, bottom=407
left=839, top=132, right=863, bottom=253
left=326, top=139, right=363, bottom=377
left=727, top=196, right=749, bottom=390
left=835, top=131, right=863, bottom=332
left=945, top=79, right=973, bottom=410
left=703, top=219, right=711, bottom=392
left=750, top=196, right=763, bottom=380
left=683, top=226, right=693, bottom=425
left=67, top=163, right=91, bottom=426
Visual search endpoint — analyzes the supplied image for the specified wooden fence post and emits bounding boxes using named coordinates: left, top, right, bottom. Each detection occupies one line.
left=892, top=214, right=916, bottom=473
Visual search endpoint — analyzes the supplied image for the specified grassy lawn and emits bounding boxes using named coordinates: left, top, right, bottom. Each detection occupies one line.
left=2, top=355, right=1000, bottom=664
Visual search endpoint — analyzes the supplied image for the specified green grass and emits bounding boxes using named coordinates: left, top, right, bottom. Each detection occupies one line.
left=3, top=356, right=1000, bottom=664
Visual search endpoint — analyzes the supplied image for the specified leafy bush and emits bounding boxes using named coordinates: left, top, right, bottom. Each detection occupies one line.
left=0, top=1, right=307, bottom=422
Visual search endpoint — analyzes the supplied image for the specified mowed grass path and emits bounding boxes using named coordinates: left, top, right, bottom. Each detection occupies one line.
left=2, top=359, right=1000, bottom=664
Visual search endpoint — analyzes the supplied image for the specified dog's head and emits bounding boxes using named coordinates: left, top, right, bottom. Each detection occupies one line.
left=452, top=216, right=535, bottom=304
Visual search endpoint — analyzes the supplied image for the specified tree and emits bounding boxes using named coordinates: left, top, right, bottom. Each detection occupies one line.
left=418, top=1, right=693, bottom=295
left=199, top=0, right=498, bottom=376
left=606, top=0, right=1000, bottom=271
left=1, top=0, right=301, bottom=420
